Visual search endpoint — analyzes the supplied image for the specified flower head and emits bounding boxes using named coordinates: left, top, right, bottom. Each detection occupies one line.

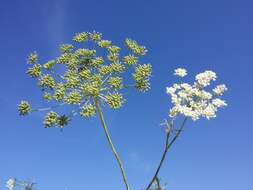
left=19, top=31, right=152, bottom=129
left=18, top=101, right=31, bottom=116
left=174, top=68, right=187, bottom=77
left=6, top=178, right=16, bottom=190
left=213, top=84, right=227, bottom=96
left=195, top=70, right=217, bottom=87
left=166, top=69, right=227, bottom=121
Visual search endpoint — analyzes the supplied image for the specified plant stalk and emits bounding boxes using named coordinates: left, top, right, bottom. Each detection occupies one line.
left=145, top=117, right=187, bottom=190
left=95, top=99, right=130, bottom=190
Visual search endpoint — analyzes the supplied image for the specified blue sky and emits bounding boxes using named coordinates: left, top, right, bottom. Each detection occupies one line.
left=0, top=0, right=252, bottom=189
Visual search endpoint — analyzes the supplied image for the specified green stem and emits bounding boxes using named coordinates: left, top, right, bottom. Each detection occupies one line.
left=145, top=117, right=187, bottom=190
left=95, top=99, right=130, bottom=190
left=155, top=177, right=161, bottom=189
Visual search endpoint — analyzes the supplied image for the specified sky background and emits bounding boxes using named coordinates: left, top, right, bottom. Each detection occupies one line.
left=0, top=0, right=252, bottom=190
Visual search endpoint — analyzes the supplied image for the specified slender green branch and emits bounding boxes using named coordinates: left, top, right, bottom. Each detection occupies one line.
left=155, top=177, right=161, bottom=189
left=145, top=117, right=187, bottom=190
left=95, top=99, right=130, bottom=190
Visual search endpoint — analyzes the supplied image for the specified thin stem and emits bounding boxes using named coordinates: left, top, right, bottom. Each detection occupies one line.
left=155, top=177, right=161, bottom=189
left=95, top=99, right=130, bottom=190
left=145, top=117, right=187, bottom=190
left=32, top=103, right=64, bottom=112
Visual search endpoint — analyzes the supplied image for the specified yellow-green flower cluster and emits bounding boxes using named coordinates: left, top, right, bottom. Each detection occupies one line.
left=80, top=104, right=96, bottom=117
left=65, top=91, right=82, bottom=104
left=64, top=71, right=80, bottom=88
left=20, top=31, right=152, bottom=128
left=105, top=93, right=124, bottom=109
left=60, top=44, right=74, bottom=53
left=98, top=40, right=112, bottom=48
left=43, top=92, right=52, bottom=101
left=89, top=31, right=102, bottom=42
left=53, top=83, right=65, bottom=101
left=27, top=52, right=38, bottom=64
left=27, top=64, right=41, bottom=78
left=43, top=60, right=56, bottom=70
left=81, top=81, right=101, bottom=97
left=133, top=64, right=152, bottom=92
left=125, top=38, right=147, bottom=56
left=124, top=55, right=138, bottom=66
left=73, top=32, right=89, bottom=42
left=57, top=53, right=72, bottom=64
left=38, top=74, right=55, bottom=89
left=43, top=111, right=58, bottom=128
left=18, top=101, right=31, bottom=115
left=108, top=77, right=123, bottom=90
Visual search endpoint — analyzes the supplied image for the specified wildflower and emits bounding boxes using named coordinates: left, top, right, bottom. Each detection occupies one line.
left=64, top=91, right=82, bottom=104
left=19, top=31, right=152, bottom=128
left=133, top=64, right=152, bottom=92
left=107, top=45, right=121, bottom=53
left=60, top=44, right=74, bottom=53
left=44, top=111, right=58, bottom=128
left=53, top=83, right=65, bottom=101
left=64, top=71, right=80, bottom=88
left=212, top=98, right=227, bottom=107
left=135, top=79, right=150, bottom=92
left=6, top=178, right=16, bottom=190
left=18, top=101, right=31, bottom=116
left=166, top=87, right=176, bottom=95
left=43, top=60, right=56, bottom=70
left=43, top=92, right=52, bottom=101
left=27, top=52, right=38, bottom=64
left=108, top=77, right=123, bottom=90
left=73, top=32, right=89, bottom=42
left=57, top=53, right=72, bottom=64
left=166, top=69, right=227, bottom=121
left=202, top=104, right=217, bottom=119
left=133, top=64, right=152, bottom=81
left=105, top=93, right=124, bottom=109
left=79, top=69, right=91, bottom=80
left=57, top=115, right=70, bottom=128
left=107, top=52, right=119, bottom=62
left=89, top=31, right=102, bottom=42
left=27, top=64, right=41, bottom=78
left=38, top=74, right=55, bottom=89
left=174, top=68, right=187, bottom=77
left=125, top=38, right=147, bottom=55
left=195, top=70, right=217, bottom=87
left=124, top=55, right=138, bottom=66
left=80, top=104, right=96, bottom=117
left=91, top=57, right=104, bottom=67
left=110, top=62, right=126, bottom=73
left=98, top=40, right=112, bottom=48
left=81, top=82, right=101, bottom=97
left=213, top=84, right=227, bottom=96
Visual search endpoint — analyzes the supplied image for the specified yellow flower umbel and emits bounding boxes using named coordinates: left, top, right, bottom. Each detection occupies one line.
left=19, top=31, right=152, bottom=127
left=18, top=31, right=153, bottom=190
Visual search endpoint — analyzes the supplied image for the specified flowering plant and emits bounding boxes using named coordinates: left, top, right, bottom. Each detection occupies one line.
left=18, top=31, right=152, bottom=190
left=145, top=68, right=227, bottom=190
left=5, top=178, right=35, bottom=190
left=15, top=31, right=228, bottom=190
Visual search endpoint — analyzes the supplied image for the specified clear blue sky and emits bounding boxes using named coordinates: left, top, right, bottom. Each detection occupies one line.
left=0, top=0, right=252, bottom=189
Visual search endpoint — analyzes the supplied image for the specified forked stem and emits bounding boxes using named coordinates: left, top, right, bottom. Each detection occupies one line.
left=95, top=99, right=130, bottom=190
left=145, top=117, right=187, bottom=190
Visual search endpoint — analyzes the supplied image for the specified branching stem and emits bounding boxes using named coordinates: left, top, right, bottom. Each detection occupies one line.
left=145, top=117, right=187, bottom=190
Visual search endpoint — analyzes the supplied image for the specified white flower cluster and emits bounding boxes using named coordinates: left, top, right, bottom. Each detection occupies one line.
left=166, top=68, right=227, bottom=121
left=174, top=68, right=187, bottom=77
left=6, top=178, right=16, bottom=190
